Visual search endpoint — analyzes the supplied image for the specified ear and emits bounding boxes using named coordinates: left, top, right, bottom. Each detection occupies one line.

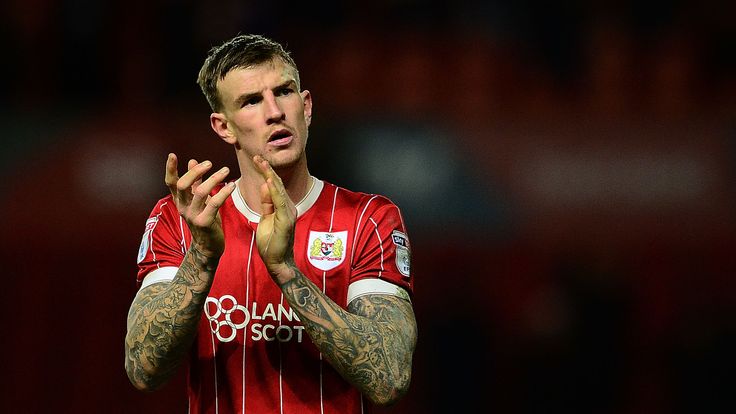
left=301, top=90, right=313, bottom=127
left=210, top=112, right=237, bottom=145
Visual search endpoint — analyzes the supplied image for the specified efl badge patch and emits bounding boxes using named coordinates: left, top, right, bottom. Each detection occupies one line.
left=392, top=231, right=411, bottom=277
left=137, top=217, right=158, bottom=264
left=308, top=231, right=348, bottom=271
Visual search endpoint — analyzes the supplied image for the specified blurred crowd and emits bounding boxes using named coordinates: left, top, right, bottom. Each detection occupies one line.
left=1, top=1, right=734, bottom=413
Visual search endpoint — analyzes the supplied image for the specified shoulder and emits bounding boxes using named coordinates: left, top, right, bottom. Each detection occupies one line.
left=148, top=194, right=176, bottom=212
left=321, top=180, right=400, bottom=214
left=142, top=194, right=180, bottom=223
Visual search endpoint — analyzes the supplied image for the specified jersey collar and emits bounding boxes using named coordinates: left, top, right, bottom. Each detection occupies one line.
left=231, top=176, right=323, bottom=223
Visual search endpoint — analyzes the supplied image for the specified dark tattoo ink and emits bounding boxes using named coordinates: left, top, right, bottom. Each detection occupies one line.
left=280, top=262, right=417, bottom=405
left=124, top=245, right=218, bottom=391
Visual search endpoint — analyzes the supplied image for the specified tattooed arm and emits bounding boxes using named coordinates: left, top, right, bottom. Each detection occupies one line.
left=281, top=266, right=417, bottom=406
left=124, top=247, right=218, bottom=391
left=252, top=156, right=417, bottom=406
left=125, top=154, right=234, bottom=391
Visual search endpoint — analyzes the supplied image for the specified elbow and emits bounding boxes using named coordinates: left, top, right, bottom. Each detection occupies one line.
left=125, top=365, right=154, bottom=392
left=366, top=376, right=411, bottom=407
left=126, top=366, right=165, bottom=393
left=125, top=355, right=166, bottom=393
left=125, top=335, right=173, bottom=392
left=368, top=390, right=407, bottom=407
left=370, top=394, right=402, bottom=408
left=129, top=378, right=154, bottom=393
left=365, top=351, right=415, bottom=406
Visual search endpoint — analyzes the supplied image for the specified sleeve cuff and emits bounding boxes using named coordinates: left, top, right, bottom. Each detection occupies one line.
left=347, top=278, right=411, bottom=304
left=140, top=266, right=178, bottom=289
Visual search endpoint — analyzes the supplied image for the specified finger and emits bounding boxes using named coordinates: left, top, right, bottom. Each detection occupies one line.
left=252, top=155, right=289, bottom=211
left=201, top=181, right=237, bottom=219
left=164, top=153, right=179, bottom=196
left=178, top=160, right=212, bottom=191
left=177, top=160, right=212, bottom=206
left=266, top=178, right=296, bottom=220
left=252, top=154, right=283, bottom=187
left=188, top=159, right=202, bottom=193
left=259, top=181, right=274, bottom=216
left=191, top=166, right=230, bottom=212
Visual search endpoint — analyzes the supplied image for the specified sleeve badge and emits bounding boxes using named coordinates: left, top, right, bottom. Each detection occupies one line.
left=391, top=230, right=411, bottom=277
left=137, top=217, right=159, bottom=264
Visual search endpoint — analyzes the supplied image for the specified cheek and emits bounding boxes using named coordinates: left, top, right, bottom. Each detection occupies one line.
left=296, top=106, right=309, bottom=126
left=231, top=116, right=259, bottom=134
left=297, top=118, right=309, bottom=139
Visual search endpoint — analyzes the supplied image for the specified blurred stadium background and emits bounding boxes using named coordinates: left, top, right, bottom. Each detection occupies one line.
left=1, top=1, right=734, bottom=412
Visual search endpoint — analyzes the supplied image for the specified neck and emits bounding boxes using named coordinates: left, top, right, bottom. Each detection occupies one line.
left=235, top=154, right=311, bottom=215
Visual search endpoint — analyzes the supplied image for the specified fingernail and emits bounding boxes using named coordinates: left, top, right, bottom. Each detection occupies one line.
left=202, top=161, right=212, bottom=167
left=219, top=167, right=229, bottom=174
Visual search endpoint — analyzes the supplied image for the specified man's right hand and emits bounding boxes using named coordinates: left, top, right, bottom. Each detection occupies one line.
left=164, top=153, right=235, bottom=258
left=125, top=154, right=234, bottom=391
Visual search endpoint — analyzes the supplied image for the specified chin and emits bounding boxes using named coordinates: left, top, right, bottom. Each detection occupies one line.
left=265, top=151, right=303, bottom=170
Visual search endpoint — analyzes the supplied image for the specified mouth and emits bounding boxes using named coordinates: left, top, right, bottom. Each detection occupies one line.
left=267, top=129, right=293, bottom=146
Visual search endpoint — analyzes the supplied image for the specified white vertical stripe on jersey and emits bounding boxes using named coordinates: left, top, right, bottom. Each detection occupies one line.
left=350, top=195, right=380, bottom=266
left=279, top=293, right=284, bottom=414
left=368, top=218, right=385, bottom=278
left=178, top=215, right=187, bottom=254
left=319, top=185, right=338, bottom=414
left=319, top=345, right=324, bottom=414
left=210, top=329, right=219, bottom=414
left=243, top=231, right=256, bottom=414
left=329, top=186, right=339, bottom=231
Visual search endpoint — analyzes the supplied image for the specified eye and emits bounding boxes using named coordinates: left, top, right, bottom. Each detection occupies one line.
left=275, top=87, right=294, bottom=97
left=241, top=96, right=261, bottom=107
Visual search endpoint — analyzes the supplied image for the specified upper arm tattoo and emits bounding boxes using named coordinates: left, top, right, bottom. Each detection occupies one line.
left=347, top=294, right=418, bottom=394
left=125, top=246, right=217, bottom=390
left=280, top=266, right=417, bottom=405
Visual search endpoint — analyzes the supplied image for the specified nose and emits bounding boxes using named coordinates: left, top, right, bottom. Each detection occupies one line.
left=264, top=94, right=285, bottom=124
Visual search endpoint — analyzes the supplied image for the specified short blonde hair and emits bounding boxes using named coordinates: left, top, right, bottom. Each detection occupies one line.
left=197, top=34, right=300, bottom=112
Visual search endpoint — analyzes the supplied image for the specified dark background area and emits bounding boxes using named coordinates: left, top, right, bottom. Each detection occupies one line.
left=1, top=1, right=735, bottom=413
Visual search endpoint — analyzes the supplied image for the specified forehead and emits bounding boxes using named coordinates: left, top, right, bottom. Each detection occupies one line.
left=217, top=59, right=296, bottom=98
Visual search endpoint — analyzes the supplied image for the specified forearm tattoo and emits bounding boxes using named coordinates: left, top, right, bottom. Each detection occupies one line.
left=124, top=246, right=218, bottom=390
left=281, top=263, right=417, bottom=405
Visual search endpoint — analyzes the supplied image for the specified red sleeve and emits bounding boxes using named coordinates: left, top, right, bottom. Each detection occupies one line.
left=350, top=196, right=413, bottom=296
left=135, top=196, right=190, bottom=285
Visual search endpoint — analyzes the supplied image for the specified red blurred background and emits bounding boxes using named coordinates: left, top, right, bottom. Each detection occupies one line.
left=1, top=1, right=734, bottom=413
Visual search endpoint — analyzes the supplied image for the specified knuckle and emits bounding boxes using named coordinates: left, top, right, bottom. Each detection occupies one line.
left=193, top=187, right=208, bottom=198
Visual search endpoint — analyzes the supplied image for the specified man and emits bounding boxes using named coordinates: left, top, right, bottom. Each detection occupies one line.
left=124, top=34, right=417, bottom=413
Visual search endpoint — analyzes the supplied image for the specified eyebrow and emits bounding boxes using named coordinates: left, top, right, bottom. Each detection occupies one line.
left=233, top=79, right=297, bottom=107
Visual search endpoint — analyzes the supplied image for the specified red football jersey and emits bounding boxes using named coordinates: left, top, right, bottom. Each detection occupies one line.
left=136, top=177, right=413, bottom=414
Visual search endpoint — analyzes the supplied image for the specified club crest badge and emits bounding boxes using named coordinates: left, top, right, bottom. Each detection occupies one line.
left=307, top=231, right=348, bottom=271
left=391, top=231, right=411, bottom=277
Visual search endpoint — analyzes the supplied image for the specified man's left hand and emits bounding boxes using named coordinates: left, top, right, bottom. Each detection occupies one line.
left=252, top=155, right=298, bottom=283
